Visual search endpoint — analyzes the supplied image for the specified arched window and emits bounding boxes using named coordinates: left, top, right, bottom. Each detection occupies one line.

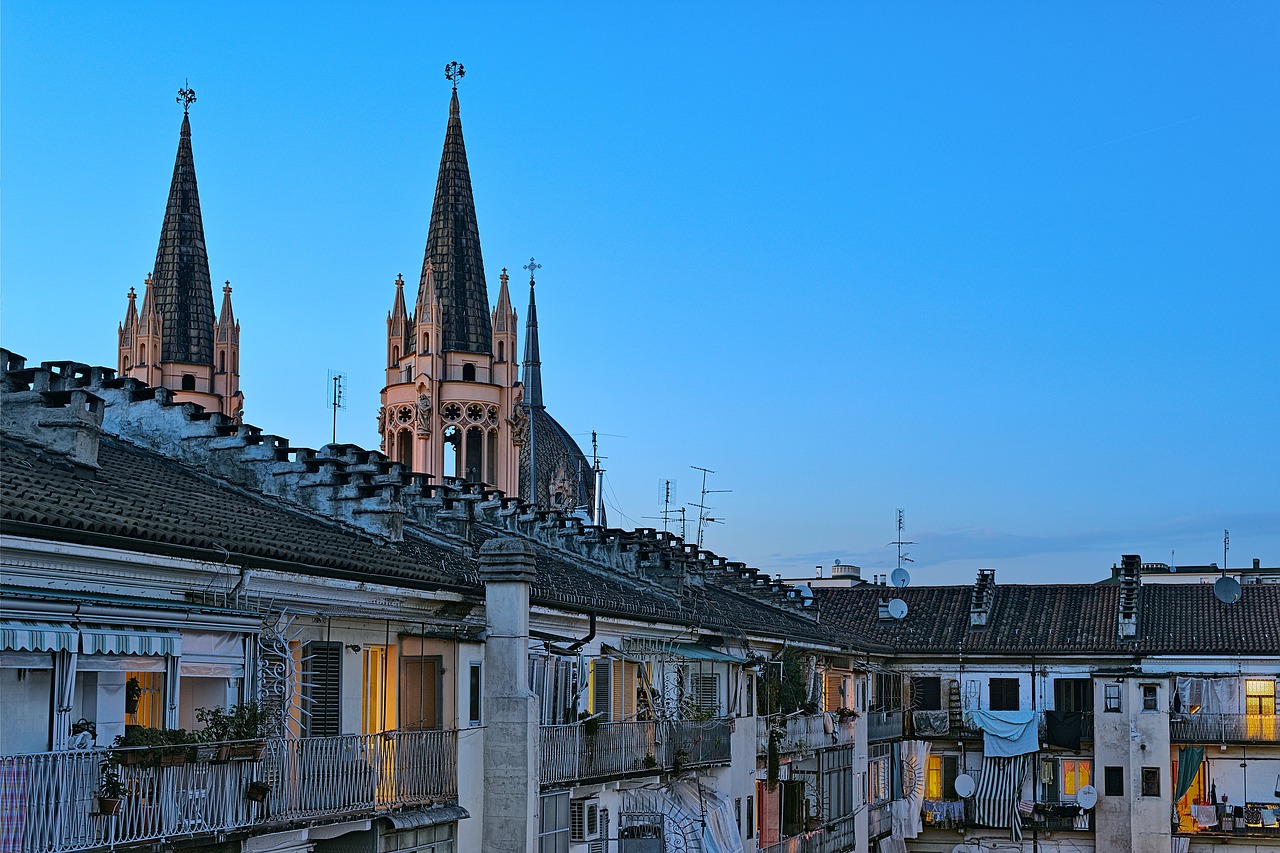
left=397, top=431, right=414, bottom=470
left=218, top=351, right=226, bottom=373
left=392, top=346, right=400, bottom=365
left=423, top=333, right=430, bottom=353
left=465, top=427, right=484, bottom=483
left=442, top=426, right=461, bottom=479
left=232, top=354, right=238, bottom=374
left=139, top=344, right=146, bottom=364
left=497, top=341, right=505, bottom=362
left=462, top=363, right=476, bottom=382
left=124, top=356, right=131, bottom=371
left=181, top=374, right=196, bottom=391
left=486, top=429, right=498, bottom=484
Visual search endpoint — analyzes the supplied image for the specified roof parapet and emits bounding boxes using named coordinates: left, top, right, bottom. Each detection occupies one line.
left=0, top=352, right=107, bottom=472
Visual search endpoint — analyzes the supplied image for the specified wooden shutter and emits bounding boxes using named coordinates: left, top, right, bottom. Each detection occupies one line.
left=302, top=641, right=342, bottom=737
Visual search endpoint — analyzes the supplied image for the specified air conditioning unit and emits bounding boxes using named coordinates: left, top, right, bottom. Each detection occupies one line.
left=570, top=798, right=601, bottom=842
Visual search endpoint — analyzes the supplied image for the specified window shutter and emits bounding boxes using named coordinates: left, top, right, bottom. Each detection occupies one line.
left=302, top=641, right=342, bottom=737
left=593, top=660, right=612, bottom=719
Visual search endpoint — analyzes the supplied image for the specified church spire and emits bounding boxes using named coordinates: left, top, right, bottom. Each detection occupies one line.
left=420, top=65, right=492, bottom=354
left=521, top=259, right=543, bottom=409
left=150, top=92, right=215, bottom=365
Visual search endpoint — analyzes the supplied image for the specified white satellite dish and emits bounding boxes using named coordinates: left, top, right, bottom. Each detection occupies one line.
left=887, top=598, right=908, bottom=620
left=954, top=773, right=976, bottom=798
left=952, top=846, right=978, bottom=853
left=1077, top=784, right=1098, bottom=809
left=891, top=567, right=911, bottom=589
left=1214, top=576, right=1242, bottom=604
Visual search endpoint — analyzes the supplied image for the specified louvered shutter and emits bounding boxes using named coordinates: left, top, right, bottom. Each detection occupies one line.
left=302, top=641, right=342, bottom=737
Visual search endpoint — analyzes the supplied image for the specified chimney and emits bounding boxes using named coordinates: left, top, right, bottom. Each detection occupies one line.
left=970, top=568, right=996, bottom=627
left=0, top=353, right=105, bottom=472
left=478, top=537, right=539, bottom=852
left=1118, top=554, right=1141, bottom=639
left=1254, top=558, right=1262, bottom=571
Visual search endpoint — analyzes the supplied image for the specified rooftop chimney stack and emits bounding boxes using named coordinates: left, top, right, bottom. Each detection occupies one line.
left=970, top=568, right=996, bottom=627
left=1118, top=554, right=1142, bottom=639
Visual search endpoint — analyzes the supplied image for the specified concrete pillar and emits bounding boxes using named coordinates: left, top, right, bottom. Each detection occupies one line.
left=478, top=537, right=539, bottom=853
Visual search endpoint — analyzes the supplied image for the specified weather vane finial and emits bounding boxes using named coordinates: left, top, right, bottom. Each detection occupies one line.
left=524, top=257, right=542, bottom=284
left=177, top=79, right=196, bottom=114
left=444, top=62, right=465, bottom=90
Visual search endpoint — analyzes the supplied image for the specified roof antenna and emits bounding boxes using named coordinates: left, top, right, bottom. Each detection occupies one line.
left=444, top=61, right=465, bottom=91
left=689, top=465, right=730, bottom=549
left=590, top=431, right=606, bottom=526
left=177, top=80, right=196, bottom=114
left=326, top=370, right=346, bottom=444
left=889, top=508, right=915, bottom=590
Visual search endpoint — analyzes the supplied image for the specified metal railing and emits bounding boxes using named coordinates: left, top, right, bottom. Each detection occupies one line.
left=756, top=715, right=855, bottom=756
left=866, top=710, right=904, bottom=742
left=0, top=730, right=458, bottom=853
left=757, top=812, right=859, bottom=853
left=912, top=710, right=1094, bottom=742
left=538, top=718, right=732, bottom=786
left=1170, top=713, right=1279, bottom=744
left=868, top=801, right=893, bottom=838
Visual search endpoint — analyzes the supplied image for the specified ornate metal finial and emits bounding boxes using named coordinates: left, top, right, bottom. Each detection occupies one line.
left=223, top=280, right=232, bottom=294
left=524, top=257, right=542, bottom=284
left=445, top=62, right=465, bottom=90
left=177, top=80, right=197, bottom=114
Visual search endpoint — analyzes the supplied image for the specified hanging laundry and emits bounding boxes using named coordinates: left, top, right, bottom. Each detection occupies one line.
left=965, top=709, right=1039, bottom=756
left=1044, top=709, right=1083, bottom=751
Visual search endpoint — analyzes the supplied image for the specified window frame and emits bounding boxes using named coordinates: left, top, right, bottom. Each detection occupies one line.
left=989, top=677, right=1021, bottom=711
left=1141, top=767, right=1160, bottom=798
left=1104, top=683, right=1122, bottom=713
left=1104, top=766, right=1124, bottom=797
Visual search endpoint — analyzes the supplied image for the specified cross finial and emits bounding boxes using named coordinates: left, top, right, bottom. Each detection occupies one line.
left=524, top=257, right=542, bottom=284
left=445, top=62, right=465, bottom=90
left=177, top=79, right=197, bottom=114
left=223, top=280, right=232, bottom=295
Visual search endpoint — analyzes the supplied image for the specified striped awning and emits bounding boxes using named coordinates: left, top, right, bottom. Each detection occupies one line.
left=0, top=620, right=78, bottom=652
left=79, top=625, right=181, bottom=657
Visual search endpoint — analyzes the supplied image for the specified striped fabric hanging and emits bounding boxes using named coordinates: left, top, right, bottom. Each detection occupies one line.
left=973, top=754, right=1030, bottom=841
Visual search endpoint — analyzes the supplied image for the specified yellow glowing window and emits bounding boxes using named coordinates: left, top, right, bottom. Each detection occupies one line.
left=125, top=672, right=164, bottom=728
left=926, top=755, right=943, bottom=799
left=1062, top=759, right=1092, bottom=797
left=1245, top=679, right=1276, bottom=715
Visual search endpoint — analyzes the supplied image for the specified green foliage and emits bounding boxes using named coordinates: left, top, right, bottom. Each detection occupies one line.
left=757, top=647, right=812, bottom=717
left=195, top=701, right=267, bottom=742
left=98, top=761, right=126, bottom=799
left=766, top=727, right=781, bottom=791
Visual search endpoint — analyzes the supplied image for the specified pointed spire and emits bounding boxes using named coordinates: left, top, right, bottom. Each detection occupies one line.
left=217, top=281, right=236, bottom=328
left=493, top=267, right=513, bottom=332
left=120, top=286, right=139, bottom=336
left=390, top=273, right=409, bottom=323
left=150, top=102, right=215, bottom=365
left=521, top=263, right=543, bottom=409
left=420, top=80, right=492, bottom=354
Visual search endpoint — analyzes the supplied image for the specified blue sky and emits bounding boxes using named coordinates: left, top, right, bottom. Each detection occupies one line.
left=4, top=2, right=1277, bottom=584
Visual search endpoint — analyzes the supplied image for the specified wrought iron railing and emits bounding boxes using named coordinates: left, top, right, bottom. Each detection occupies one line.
left=757, top=812, right=859, bottom=853
left=756, top=715, right=855, bottom=756
left=868, top=801, right=893, bottom=838
left=1170, top=713, right=1279, bottom=744
left=911, top=710, right=1094, bottom=743
left=866, top=710, right=904, bottom=742
left=538, top=718, right=733, bottom=786
left=0, top=730, right=458, bottom=853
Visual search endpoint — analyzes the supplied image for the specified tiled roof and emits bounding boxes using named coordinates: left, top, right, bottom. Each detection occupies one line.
left=1, top=432, right=838, bottom=648
left=814, top=583, right=1280, bottom=656
left=150, top=112, right=215, bottom=365
left=421, top=89, right=492, bottom=354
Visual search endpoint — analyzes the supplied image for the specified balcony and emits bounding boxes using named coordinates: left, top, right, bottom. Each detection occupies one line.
left=866, top=710, right=904, bottom=742
left=757, top=812, right=859, bottom=853
left=538, top=719, right=732, bottom=786
left=0, top=730, right=459, bottom=853
left=1176, top=803, right=1280, bottom=838
left=756, top=715, right=855, bottom=756
left=1170, top=713, right=1279, bottom=744
left=910, top=710, right=1094, bottom=744
left=868, top=801, right=893, bottom=838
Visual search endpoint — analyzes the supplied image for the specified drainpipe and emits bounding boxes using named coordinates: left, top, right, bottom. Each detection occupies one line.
left=565, top=612, right=597, bottom=653
left=478, top=537, right=539, bottom=853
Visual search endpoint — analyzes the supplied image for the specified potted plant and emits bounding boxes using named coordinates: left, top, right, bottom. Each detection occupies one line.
left=124, top=677, right=142, bottom=716
left=111, top=726, right=168, bottom=766
left=245, top=780, right=271, bottom=803
left=197, top=701, right=268, bottom=761
left=97, top=762, right=126, bottom=816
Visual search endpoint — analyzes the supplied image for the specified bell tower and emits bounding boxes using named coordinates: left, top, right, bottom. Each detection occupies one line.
left=117, top=86, right=243, bottom=421
left=380, top=64, right=521, bottom=494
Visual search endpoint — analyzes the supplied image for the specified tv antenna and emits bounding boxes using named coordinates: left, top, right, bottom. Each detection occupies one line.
left=1222, top=529, right=1230, bottom=574
left=589, top=431, right=607, bottom=526
left=689, top=465, right=731, bottom=549
left=645, top=480, right=686, bottom=539
left=888, top=508, right=916, bottom=573
left=326, top=370, right=346, bottom=444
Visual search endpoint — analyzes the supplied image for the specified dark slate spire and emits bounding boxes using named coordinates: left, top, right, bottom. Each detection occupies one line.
left=151, top=111, right=215, bottom=365
left=420, top=88, right=492, bottom=354
left=521, top=277, right=543, bottom=408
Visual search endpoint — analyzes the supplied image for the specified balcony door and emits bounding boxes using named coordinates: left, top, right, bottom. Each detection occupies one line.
left=401, top=655, right=443, bottom=730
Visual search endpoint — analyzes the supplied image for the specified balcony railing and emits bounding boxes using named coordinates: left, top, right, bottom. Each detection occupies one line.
left=538, top=719, right=732, bottom=785
left=0, top=730, right=458, bottom=853
left=756, top=715, right=855, bottom=756
left=911, top=710, right=1094, bottom=743
left=868, top=801, right=893, bottom=838
left=757, top=812, right=859, bottom=853
left=1170, top=713, right=1280, bottom=744
left=866, top=710, right=904, bottom=742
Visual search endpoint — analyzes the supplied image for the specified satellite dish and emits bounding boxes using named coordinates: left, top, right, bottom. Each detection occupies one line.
left=1214, top=576, right=1242, bottom=604
left=891, top=567, right=911, bottom=589
left=952, top=846, right=978, bottom=853
left=887, top=598, right=908, bottom=620
left=1077, top=785, right=1098, bottom=809
left=954, top=773, right=976, bottom=798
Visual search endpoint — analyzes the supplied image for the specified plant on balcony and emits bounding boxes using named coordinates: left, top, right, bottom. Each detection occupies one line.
left=836, top=707, right=859, bottom=721
left=97, top=761, right=126, bottom=816
left=111, top=725, right=189, bottom=766
left=124, top=677, right=142, bottom=715
left=245, top=780, right=271, bottom=803
left=766, top=727, right=782, bottom=791
left=196, top=701, right=268, bottom=760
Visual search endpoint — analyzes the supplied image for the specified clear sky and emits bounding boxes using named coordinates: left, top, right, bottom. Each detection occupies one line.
left=4, top=2, right=1277, bottom=585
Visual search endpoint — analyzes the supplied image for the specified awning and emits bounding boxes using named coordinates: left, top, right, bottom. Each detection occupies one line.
left=79, top=624, right=181, bottom=657
left=383, top=804, right=470, bottom=829
left=609, top=642, right=747, bottom=664
left=0, top=620, right=78, bottom=652
left=668, top=644, right=747, bottom=664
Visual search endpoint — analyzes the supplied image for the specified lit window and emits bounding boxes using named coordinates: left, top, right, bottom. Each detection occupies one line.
left=1062, top=759, right=1093, bottom=797
left=1246, top=679, right=1276, bottom=715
